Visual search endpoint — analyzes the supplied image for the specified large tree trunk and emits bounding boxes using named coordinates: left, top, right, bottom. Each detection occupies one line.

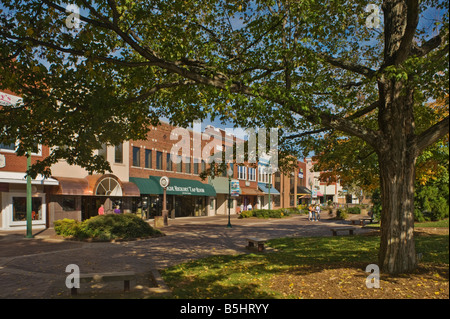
left=377, top=75, right=418, bottom=274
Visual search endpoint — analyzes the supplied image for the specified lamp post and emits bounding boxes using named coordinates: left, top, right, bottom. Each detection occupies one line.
left=160, top=176, right=170, bottom=226
left=25, top=149, right=33, bottom=238
left=227, top=168, right=233, bottom=228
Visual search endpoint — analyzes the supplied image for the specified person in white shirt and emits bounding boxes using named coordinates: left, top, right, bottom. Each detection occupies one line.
left=315, top=205, right=321, bottom=221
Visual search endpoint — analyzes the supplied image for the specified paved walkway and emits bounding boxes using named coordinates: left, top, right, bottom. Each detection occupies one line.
left=0, top=213, right=373, bottom=298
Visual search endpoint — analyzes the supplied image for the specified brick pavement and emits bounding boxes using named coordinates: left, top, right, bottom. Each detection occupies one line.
left=0, top=213, right=372, bottom=298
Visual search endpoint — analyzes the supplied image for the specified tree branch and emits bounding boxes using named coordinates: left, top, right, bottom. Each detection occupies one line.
left=345, top=100, right=380, bottom=120
left=283, top=128, right=329, bottom=139
left=414, top=116, right=449, bottom=154
left=410, top=28, right=449, bottom=57
left=316, top=52, right=376, bottom=77
left=395, top=0, right=420, bottom=64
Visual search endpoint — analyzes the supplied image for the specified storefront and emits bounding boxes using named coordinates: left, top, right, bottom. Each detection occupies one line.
left=257, top=182, right=280, bottom=209
left=237, top=187, right=263, bottom=211
left=47, top=174, right=140, bottom=224
left=130, top=176, right=216, bottom=219
left=0, top=172, right=59, bottom=230
left=208, top=176, right=239, bottom=215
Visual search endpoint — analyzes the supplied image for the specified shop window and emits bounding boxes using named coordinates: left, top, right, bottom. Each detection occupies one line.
left=12, top=197, right=43, bottom=221
left=61, top=197, right=76, bottom=211
left=145, top=149, right=152, bottom=168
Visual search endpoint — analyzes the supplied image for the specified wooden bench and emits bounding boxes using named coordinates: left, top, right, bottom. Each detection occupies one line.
left=246, top=238, right=267, bottom=252
left=351, top=218, right=378, bottom=226
left=330, top=227, right=356, bottom=236
left=71, top=271, right=136, bottom=296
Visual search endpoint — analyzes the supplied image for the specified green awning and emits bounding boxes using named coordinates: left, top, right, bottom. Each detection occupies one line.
left=130, top=176, right=216, bottom=196
left=129, top=177, right=160, bottom=195
left=208, top=177, right=233, bottom=194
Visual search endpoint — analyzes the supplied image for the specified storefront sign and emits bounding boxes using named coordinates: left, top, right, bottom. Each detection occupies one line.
left=160, top=176, right=170, bottom=188
left=166, top=185, right=206, bottom=195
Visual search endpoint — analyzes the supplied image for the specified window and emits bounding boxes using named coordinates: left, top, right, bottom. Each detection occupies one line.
left=132, top=146, right=140, bottom=167
left=114, top=144, right=123, bottom=164
left=156, top=151, right=163, bottom=170
left=177, top=155, right=182, bottom=173
left=193, top=158, right=199, bottom=175
left=96, top=177, right=122, bottom=196
left=201, top=160, right=206, bottom=173
left=238, top=166, right=247, bottom=180
left=145, top=149, right=152, bottom=168
left=98, top=144, right=107, bottom=160
left=12, top=197, right=43, bottom=222
left=248, top=167, right=256, bottom=181
left=61, top=197, right=76, bottom=211
left=0, top=142, right=15, bottom=152
left=258, top=165, right=270, bottom=183
left=185, top=157, right=191, bottom=174
left=166, top=153, right=172, bottom=171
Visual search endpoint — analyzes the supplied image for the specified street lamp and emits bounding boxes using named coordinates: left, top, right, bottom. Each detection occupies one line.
left=227, top=167, right=233, bottom=228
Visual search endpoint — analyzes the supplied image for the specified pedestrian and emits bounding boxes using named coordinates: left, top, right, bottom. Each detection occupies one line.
left=98, top=204, right=104, bottom=215
left=308, top=204, right=315, bottom=221
left=247, top=203, right=253, bottom=210
left=114, top=205, right=121, bottom=214
left=315, top=204, right=321, bottom=221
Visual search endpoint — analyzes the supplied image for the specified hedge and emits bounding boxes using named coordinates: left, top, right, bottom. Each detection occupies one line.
left=239, top=207, right=302, bottom=219
left=54, top=214, right=163, bottom=241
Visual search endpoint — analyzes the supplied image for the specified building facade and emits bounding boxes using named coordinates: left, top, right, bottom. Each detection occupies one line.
left=1, top=89, right=324, bottom=230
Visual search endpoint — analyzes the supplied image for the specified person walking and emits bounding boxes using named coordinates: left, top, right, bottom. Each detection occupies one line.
left=315, top=204, right=321, bottom=221
left=308, top=204, right=315, bottom=221
left=98, top=204, right=104, bottom=215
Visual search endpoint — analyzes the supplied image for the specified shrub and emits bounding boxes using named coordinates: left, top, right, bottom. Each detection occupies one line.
left=347, top=206, right=361, bottom=214
left=54, top=218, right=82, bottom=237
left=239, top=208, right=295, bottom=219
left=336, top=209, right=348, bottom=220
left=54, top=214, right=162, bottom=240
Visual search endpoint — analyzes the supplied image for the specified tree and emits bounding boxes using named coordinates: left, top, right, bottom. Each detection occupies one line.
left=0, top=1, right=448, bottom=274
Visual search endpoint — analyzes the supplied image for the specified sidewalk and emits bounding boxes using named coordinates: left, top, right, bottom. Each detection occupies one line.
left=0, top=213, right=372, bottom=298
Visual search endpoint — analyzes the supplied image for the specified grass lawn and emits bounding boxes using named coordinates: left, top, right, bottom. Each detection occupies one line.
left=161, top=229, right=449, bottom=299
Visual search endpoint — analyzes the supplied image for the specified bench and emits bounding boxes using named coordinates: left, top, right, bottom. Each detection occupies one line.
left=71, top=271, right=136, bottom=296
left=330, top=227, right=356, bottom=236
left=246, top=237, right=267, bottom=252
left=351, top=218, right=378, bottom=226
